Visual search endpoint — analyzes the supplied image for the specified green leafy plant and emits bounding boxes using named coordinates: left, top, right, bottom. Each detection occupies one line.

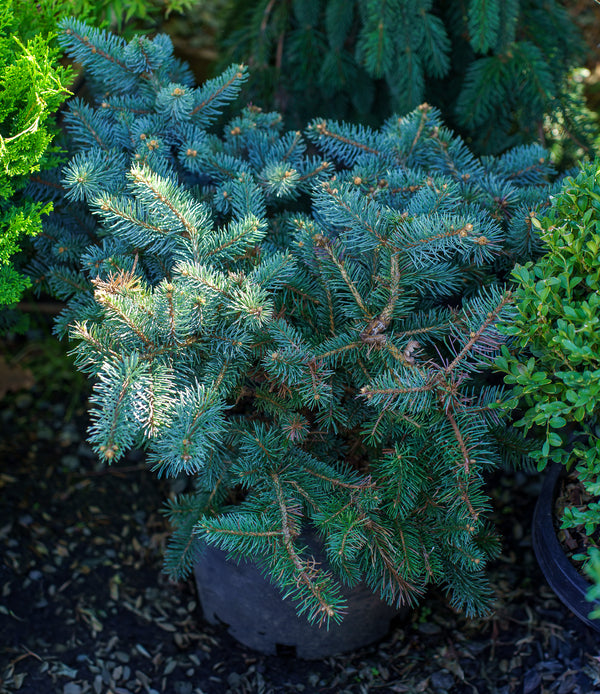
left=31, top=19, right=560, bottom=625
left=90, top=0, right=197, bottom=32
left=214, top=0, right=592, bottom=156
left=585, top=548, right=600, bottom=618
left=15, top=0, right=199, bottom=37
left=496, top=162, right=600, bottom=588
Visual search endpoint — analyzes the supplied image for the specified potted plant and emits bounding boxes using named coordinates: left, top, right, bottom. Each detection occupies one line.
left=31, top=19, right=561, bottom=655
left=495, top=162, right=600, bottom=631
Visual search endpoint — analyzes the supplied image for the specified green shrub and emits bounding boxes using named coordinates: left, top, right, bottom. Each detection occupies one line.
left=14, top=0, right=199, bottom=38
left=85, top=0, right=197, bottom=34
left=0, top=0, right=71, bottom=311
left=496, top=162, right=600, bottom=577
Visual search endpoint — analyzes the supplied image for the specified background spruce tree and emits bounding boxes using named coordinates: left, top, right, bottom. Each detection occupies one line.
left=213, top=0, right=594, bottom=157
left=31, top=19, right=562, bottom=624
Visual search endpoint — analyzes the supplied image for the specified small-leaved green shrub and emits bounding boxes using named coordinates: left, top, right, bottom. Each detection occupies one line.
left=496, top=162, right=600, bottom=587
left=585, top=548, right=600, bottom=618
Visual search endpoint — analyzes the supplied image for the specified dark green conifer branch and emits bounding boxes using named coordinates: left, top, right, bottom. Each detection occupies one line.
left=215, top=0, right=593, bottom=157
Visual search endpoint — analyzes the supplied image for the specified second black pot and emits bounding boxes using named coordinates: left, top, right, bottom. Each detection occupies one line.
left=532, top=463, right=600, bottom=632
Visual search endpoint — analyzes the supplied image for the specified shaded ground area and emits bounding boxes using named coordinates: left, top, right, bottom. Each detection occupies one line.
left=1, top=330, right=600, bottom=694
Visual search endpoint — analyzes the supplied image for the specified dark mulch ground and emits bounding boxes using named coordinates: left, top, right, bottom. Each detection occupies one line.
left=2, top=329, right=600, bottom=694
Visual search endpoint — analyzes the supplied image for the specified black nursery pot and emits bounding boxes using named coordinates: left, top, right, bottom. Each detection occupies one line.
left=532, top=463, right=600, bottom=632
left=194, top=532, right=406, bottom=658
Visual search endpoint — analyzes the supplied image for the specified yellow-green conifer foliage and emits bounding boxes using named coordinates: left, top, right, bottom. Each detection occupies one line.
left=0, top=0, right=71, bottom=307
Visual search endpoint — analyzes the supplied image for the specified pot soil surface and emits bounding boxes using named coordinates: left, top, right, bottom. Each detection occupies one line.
left=1, top=331, right=600, bottom=694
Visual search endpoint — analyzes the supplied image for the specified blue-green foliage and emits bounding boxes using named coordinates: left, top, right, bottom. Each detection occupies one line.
left=31, top=20, right=560, bottom=625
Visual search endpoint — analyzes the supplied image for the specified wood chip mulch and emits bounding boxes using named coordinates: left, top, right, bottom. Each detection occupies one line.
left=1, top=334, right=600, bottom=694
